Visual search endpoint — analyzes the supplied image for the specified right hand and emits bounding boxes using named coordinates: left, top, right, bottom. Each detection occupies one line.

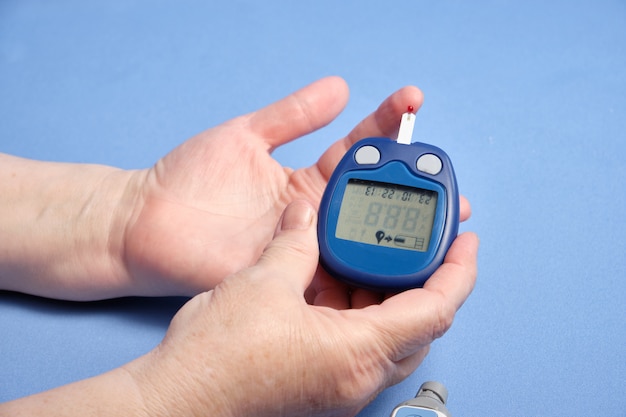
left=126, top=200, right=479, bottom=417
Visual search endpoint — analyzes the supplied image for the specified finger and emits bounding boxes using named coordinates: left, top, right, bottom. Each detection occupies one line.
left=247, top=76, right=350, bottom=150
left=257, top=200, right=320, bottom=294
left=310, top=267, right=351, bottom=309
left=350, top=288, right=384, bottom=309
left=369, top=232, right=479, bottom=361
left=316, top=85, right=424, bottom=179
left=346, top=86, right=425, bottom=145
left=422, top=232, right=479, bottom=311
left=460, top=195, right=471, bottom=222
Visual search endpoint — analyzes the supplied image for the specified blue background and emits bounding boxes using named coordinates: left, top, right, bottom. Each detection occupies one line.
left=1, top=1, right=625, bottom=416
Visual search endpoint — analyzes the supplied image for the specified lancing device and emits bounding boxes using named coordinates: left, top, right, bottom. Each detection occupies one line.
left=318, top=107, right=459, bottom=291
left=390, top=381, right=452, bottom=417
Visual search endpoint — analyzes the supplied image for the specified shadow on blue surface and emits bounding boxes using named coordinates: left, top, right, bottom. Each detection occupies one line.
left=0, top=290, right=187, bottom=329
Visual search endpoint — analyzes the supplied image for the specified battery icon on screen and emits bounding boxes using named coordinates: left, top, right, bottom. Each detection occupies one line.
left=394, top=235, right=425, bottom=250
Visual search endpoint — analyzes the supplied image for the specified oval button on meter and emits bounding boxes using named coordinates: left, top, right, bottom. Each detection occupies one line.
left=318, top=135, right=459, bottom=292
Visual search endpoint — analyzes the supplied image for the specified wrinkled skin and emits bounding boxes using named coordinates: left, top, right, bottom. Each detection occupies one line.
left=121, top=76, right=471, bottom=299
left=127, top=201, right=478, bottom=417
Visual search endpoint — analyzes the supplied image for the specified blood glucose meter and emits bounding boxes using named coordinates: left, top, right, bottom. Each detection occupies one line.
left=318, top=110, right=459, bottom=291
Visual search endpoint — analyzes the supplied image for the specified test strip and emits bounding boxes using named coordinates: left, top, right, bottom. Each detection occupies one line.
left=397, top=112, right=415, bottom=145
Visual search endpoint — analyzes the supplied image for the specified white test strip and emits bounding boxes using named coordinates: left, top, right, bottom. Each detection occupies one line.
left=396, top=112, right=416, bottom=145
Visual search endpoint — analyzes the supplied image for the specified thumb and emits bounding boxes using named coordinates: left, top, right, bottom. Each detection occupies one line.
left=256, top=200, right=319, bottom=293
left=249, top=76, right=350, bottom=150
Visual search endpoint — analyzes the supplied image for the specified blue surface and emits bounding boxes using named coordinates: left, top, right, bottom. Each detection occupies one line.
left=1, top=1, right=625, bottom=416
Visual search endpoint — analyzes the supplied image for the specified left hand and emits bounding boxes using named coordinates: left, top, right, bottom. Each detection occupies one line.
left=121, top=76, right=471, bottom=296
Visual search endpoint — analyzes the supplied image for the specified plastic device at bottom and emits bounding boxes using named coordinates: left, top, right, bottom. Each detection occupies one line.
left=389, top=381, right=452, bottom=417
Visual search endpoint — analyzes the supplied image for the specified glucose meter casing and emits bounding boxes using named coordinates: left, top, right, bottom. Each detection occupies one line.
left=318, top=137, right=459, bottom=292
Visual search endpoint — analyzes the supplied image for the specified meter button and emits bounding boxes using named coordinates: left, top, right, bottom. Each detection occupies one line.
left=354, top=145, right=381, bottom=165
left=416, top=153, right=442, bottom=175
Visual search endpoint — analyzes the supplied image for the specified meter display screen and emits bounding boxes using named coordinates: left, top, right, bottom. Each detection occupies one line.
left=335, top=179, right=438, bottom=252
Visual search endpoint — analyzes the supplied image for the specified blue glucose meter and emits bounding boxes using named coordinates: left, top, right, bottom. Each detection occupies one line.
left=318, top=112, right=459, bottom=291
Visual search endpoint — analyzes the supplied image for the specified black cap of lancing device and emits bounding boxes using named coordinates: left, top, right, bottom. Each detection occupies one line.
left=389, top=381, right=452, bottom=417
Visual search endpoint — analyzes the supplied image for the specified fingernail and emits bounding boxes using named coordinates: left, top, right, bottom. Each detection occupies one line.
left=280, top=201, right=315, bottom=231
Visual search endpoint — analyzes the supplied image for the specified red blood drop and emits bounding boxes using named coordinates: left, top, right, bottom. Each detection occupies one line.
left=407, top=105, right=415, bottom=113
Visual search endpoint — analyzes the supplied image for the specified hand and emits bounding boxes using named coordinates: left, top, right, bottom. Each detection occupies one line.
left=121, top=76, right=471, bottom=296
left=127, top=201, right=479, bottom=417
